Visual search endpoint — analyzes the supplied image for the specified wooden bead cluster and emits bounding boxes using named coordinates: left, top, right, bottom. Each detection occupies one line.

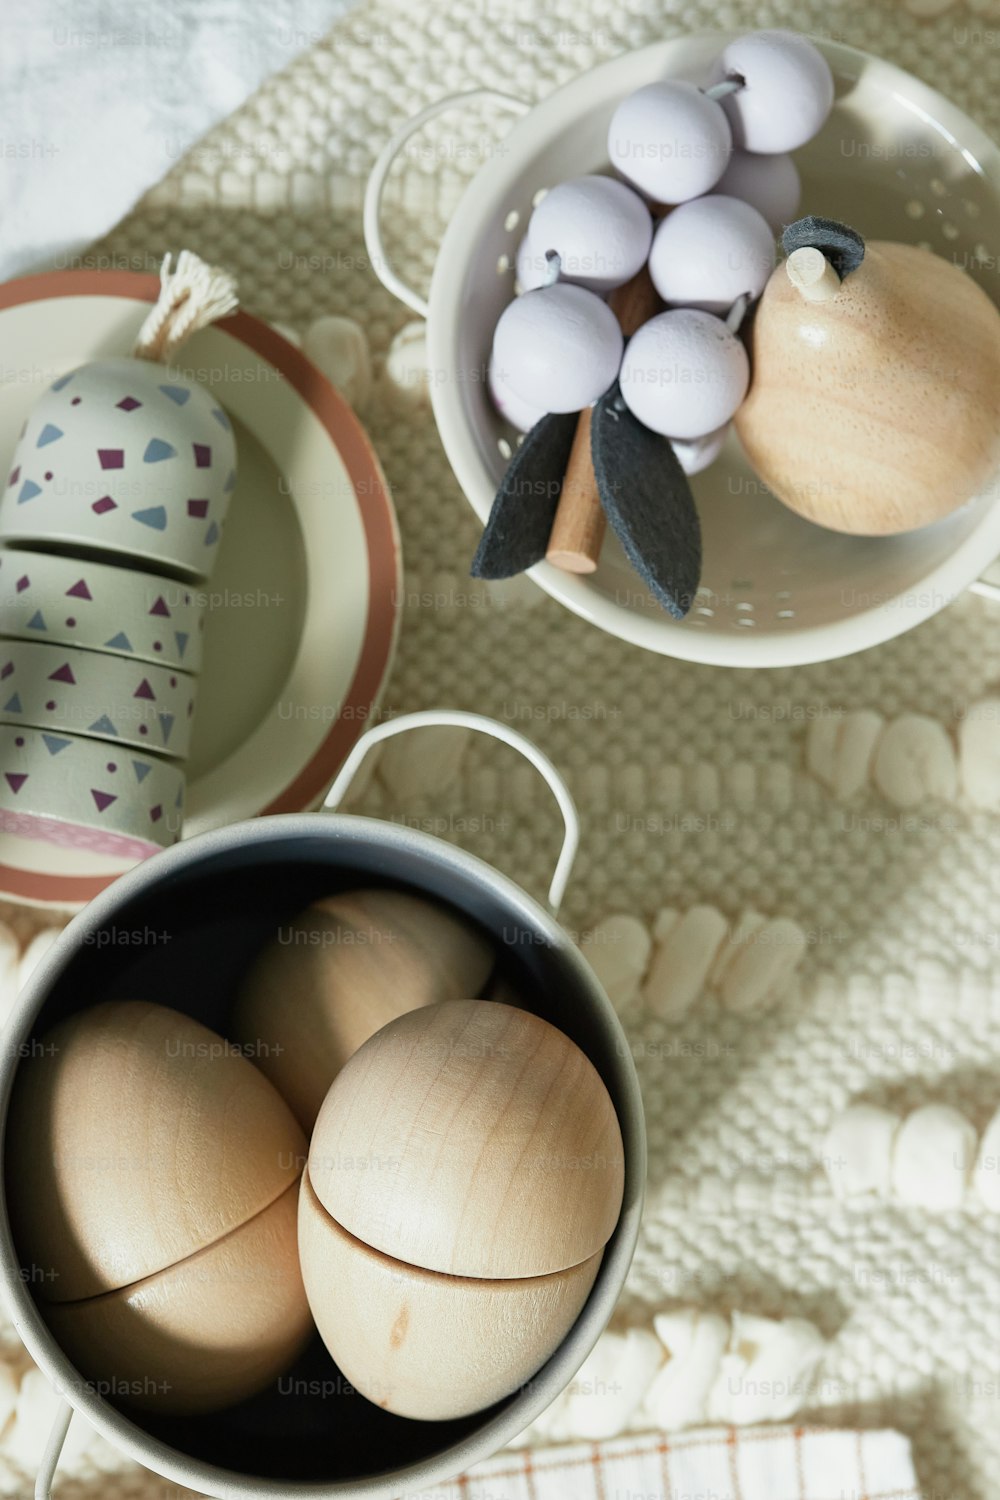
left=490, top=30, right=834, bottom=457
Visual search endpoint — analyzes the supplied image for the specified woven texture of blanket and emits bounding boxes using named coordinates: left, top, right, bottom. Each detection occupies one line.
left=1, top=1, right=999, bottom=1497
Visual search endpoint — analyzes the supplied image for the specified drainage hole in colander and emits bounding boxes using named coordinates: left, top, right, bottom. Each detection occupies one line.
left=504, top=210, right=520, bottom=232
left=777, top=608, right=795, bottom=619
left=695, top=605, right=714, bottom=617
left=498, top=437, right=513, bottom=460
left=497, top=253, right=511, bottom=275
left=736, top=616, right=756, bottom=627
left=531, top=187, right=548, bottom=208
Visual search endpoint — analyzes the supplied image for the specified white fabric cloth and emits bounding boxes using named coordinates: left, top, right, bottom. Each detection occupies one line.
left=0, top=0, right=352, bottom=282
left=405, top=1426, right=921, bottom=1500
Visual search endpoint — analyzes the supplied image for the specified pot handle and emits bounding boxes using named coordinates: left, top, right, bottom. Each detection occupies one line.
left=970, top=577, right=1000, bottom=603
left=363, top=89, right=530, bottom=319
left=323, top=709, right=579, bottom=913
left=35, top=1394, right=73, bottom=1500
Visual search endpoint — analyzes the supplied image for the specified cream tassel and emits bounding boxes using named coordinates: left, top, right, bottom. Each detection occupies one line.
left=133, top=250, right=238, bottom=363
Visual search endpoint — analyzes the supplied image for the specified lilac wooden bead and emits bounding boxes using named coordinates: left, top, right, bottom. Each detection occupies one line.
left=618, top=309, right=749, bottom=439
left=526, top=175, right=653, bottom=293
left=488, top=353, right=546, bottom=432
left=492, top=283, right=623, bottom=413
left=515, top=235, right=548, bottom=293
left=648, top=195, right=775, bottom=314
left=671, top=423, right=729, bottom=475
left=709, top=30, right=834, bottom=153
left=608, top=81, right=732, bottom=204
left=714, top=148, right=801, bottom=233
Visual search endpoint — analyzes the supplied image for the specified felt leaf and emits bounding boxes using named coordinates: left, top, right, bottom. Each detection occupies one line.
left=781, top=216, right=866, bottom=279
left=470, top=412, right=578, bottom=579
left=591, top=383, right=701, bottom=620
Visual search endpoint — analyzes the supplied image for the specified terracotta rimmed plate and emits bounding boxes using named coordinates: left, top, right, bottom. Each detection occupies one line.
left=0, top=272, right=401, bottom=907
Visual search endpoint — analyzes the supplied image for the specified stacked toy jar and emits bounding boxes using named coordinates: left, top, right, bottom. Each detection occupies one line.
left=0, top=256, right=238, bottom=858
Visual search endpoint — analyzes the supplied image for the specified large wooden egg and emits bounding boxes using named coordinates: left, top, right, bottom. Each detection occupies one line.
left=6, top=1000, right=311, bottom=1413
left=736, top=237, right=1000, bottom=534
left=230, top=888, right=495, bottom=1130
left=299, top=999, right=625, bottom=1420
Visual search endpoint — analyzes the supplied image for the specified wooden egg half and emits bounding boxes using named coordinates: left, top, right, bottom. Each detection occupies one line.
left=7, top=1000, right=311, bottom=1412
left=300, top=999, right=625, bottom=1420
left=229, top=888, right=495, bottom=1131
left=298, top=1175, right=602, bottom=1421
left=735, top=240, right=1000, bottom=534
left=47, top=1181, right=308, bottom=1414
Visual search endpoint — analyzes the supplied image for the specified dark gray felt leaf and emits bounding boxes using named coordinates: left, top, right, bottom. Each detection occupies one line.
left=782, top=216, right=866, bottom=280
left=591, top=385, right=701, bottom=620
left=471, top=411, right=579, bottom=579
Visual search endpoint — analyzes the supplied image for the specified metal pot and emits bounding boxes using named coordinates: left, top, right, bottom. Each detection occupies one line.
left=0, top=711, right=645, bottom=1500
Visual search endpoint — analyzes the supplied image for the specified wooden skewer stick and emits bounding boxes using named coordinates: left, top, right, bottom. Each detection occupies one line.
left=546, top=265, right=662, bottom=574
left=785, top=246, right=841, bottom=303
left=545, top=408, right=602, bottom=574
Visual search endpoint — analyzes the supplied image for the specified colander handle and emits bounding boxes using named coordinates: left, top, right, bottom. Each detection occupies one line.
left=363, top=90, right=530, bottom=319
left=323, top=709, right=579, bottom=913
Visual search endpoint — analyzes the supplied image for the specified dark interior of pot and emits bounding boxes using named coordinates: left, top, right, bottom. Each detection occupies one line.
left=2, top=822, right=642, bottom=1487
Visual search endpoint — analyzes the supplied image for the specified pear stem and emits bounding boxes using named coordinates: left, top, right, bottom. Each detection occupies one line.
left=785, top=246, right=842, bottom=303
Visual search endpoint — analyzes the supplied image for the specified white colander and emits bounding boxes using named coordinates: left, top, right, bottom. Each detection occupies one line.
left=365, top=35, right=1000, bottom=667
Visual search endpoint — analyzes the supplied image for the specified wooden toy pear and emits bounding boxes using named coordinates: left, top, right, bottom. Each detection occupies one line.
left=735, top=217, right=1000, bottom=534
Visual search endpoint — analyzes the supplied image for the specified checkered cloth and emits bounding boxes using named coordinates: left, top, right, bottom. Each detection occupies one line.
left=408, top=1427, right=921, bottom=1500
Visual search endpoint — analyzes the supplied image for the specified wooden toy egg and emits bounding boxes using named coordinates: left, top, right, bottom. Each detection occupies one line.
left=6, top=1000, right=311, bottom=1412
left=230, top=888, right=496, bottom=1131
left=0, top=357, right=236, bottom=580
left=299, top=999, right=625, bottom=1420
left=735, top=218, right=1000, bottom=533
